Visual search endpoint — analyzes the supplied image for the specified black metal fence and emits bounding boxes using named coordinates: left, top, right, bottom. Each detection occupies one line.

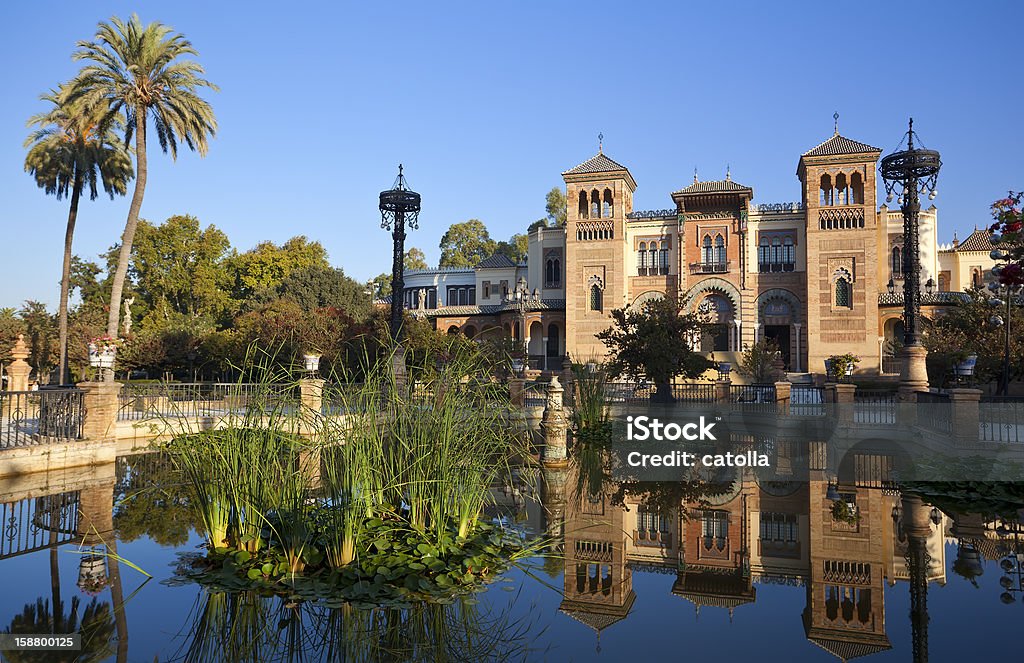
left=853, top=389, right=897, bottom=425
left=791, top=385, right=825, bottom=417
left=979, top=395, right=1024, bottom=444
left=117, top=382, right=298, bottom=421
left=730, top=384, right=777, bottom=411
left=917, top=391, right=952, bottom=435
left=1, top=388, right=84, bottom=448
left=0, top=492, right=80, bottom=560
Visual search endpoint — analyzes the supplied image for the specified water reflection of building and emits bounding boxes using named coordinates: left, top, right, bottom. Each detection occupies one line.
left=555, top=462, right=949, bottom=660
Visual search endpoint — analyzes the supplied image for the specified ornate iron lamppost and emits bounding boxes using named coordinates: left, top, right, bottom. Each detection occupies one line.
left=379, top=165, right=421, bottom=343
left=880, top=119, right=941, bottom=390
left=507, top=277, right=540, bottom=373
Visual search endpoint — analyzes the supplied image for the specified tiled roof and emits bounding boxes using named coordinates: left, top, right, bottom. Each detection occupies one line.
left=954, top=228, right=994, bottom=252
left=563, top=152, right=630, bottom=175
left=476, top=253, right=516, bottom=269
left=674, top=179, right=751, bottom=195
left=802, top=133, right=881, bottom=157
left=559, top=609, right=628, bottom=633
left=808, top=637, right=891, bottom=661
left=425, top=299, right=566, bottom=318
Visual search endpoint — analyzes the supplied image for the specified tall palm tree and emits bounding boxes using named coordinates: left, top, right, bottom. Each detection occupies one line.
left=24, top=84, right=132, bottom=384
left=72, top=14, right=217, bottom=360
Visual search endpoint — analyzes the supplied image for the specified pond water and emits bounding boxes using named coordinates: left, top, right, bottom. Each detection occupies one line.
left=1, top=452, right=1022, bottom=662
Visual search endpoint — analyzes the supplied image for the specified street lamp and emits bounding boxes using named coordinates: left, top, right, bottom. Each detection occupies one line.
left=507, top=276, right=541, bottom=372
left=379, top=165, right=421, bottom=344
left=986, top=277, right=1020, bottom=396
left=880, top=118, right=941, bottom=389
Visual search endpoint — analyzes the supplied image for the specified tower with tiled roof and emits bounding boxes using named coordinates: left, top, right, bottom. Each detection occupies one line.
left=798, top=122, right=884, bottom=375
left=562, top=144, right=637, bottom=358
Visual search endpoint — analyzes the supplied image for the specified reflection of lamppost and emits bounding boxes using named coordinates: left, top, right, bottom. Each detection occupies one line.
left=881, top=119, right=941, bottom=390
left=187, top=350, right=197, bottom=383
left=995, top=521, right=1024, bottom=604
left=986, top=246, right=1021, bottom=395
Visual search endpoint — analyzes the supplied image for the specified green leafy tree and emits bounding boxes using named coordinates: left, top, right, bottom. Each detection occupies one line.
left=69, top=256, right=109, bottom=310
left=369, top=273, right=392, bottom=299
left=24, top=82, right=132, bottom=383
left=439, top=219, right=497, bottom=267
left=229, top=236, right=329, bottom=299
left=19, top=301, right=58, bottom=383
left=597, top=297, right=714, bottom=402
left=495, top=233, right=529, bottom=264
left=923, top=288, right=1023, bottom=387
left=545, top=186, right=567, bottom=227
left=262, top=264, right=371, bottom=320
left=72, top=14, right=218, bottom=343
left=129, top=215, right=233, bottom=324
left=404, top=247, right=429, bottom=270
left=0, top=308, right=27, bottom=371
left=738, top=339, right=781, bottom=383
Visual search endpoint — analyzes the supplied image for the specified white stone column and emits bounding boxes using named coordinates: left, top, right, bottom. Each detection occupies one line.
left=878, top=336, right=885, bottom=373
left=792, top=323, right=802, bottom=372
left=734, top=320, right=742, bottom=351
left=541, top=337, right=548, bottom=369
left=753, top=322, right=761, bottom=345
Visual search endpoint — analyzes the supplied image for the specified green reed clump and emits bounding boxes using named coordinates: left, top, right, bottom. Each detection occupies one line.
left=571, top=359, right=609, bottom=434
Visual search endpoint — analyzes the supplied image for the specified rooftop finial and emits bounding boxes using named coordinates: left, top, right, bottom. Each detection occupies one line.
left=598, top=132, right=603, bottom=154
left=907, top=117, right=914, bottom=150
left=833, top=112, right=840, bottom=136
left=725, top=164, right=731, bottom=182
left=694, top=166, right=699, bottom=184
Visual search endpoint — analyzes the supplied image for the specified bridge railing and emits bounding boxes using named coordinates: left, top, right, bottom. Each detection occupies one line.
left=0, top=492, right=79, bottom=560
left=1, top=388, right=84, bottom=448
left=117, top=382, right=299, bottom=421
left=979, top=395, right=1024, bottom=444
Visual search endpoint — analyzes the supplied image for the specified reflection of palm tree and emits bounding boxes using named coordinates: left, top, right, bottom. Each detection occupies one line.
left=4, top=597, right=115, bottom=663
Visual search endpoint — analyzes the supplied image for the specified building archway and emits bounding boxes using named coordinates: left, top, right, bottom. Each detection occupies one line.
left=546, top=323, right=561, bottom=363
left=528, top=321, right=544, bottom=364
left=755, top=288, right=803, bottom=371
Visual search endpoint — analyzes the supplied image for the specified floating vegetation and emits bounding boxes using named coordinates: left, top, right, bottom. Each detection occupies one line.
left=163, top=345, right=539, bottom=608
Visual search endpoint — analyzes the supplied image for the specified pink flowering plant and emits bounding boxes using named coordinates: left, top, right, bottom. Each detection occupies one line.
left=989, top=191, right=1024, bottom=286
left=88, top=335, right=125, bottom=354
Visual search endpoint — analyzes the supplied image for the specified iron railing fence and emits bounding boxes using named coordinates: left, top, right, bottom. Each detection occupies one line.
left=117, top=382, right=299, bottom=421
left=0, top=492, right=80, bottom=560
left=1, top=388, right=84, bottom=448
left=917, top=392, right=952, bottom=435
left=979, top=395, right=1024, bottom=443
left=730, top=384, right=777, bottom=411
left=854, top=389, right=898, bottom=425
left=790, top=385, right=825, bottom=417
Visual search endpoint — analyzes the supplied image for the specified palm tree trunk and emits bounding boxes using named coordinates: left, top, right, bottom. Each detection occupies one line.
left=105, top=105, right=148, bottom=374
left=58, top=171, right=83, bottom=386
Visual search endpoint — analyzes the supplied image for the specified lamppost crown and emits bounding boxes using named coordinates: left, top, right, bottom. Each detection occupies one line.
left=880, top=118, right=942, bottom=203
left=379, top=164, right=421, bottom=231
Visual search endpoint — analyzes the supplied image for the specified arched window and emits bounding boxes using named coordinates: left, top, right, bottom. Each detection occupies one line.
left=638, top=242, right=647, bottom=275
left=591, top=189, right=601, bottom=218
left=891, top=246, right=902, bottom=278
left=938, top=273, right=948, bottom=291
left=659, top=241, right=669, bottom=274
left=851, top=172, right=864, bottom=205
left=820, top=174, right=833, bottom=206
left=578, top=190, right=588, bottom=219
left=702, top=235, right=713, bottom=265
left=972, top=269, right=981, bottom=288
left=835, top=277, right=852, bottom=308
left=590, top=284, right=603, bottom=312
left=714, top=235, right=726, bottom=266
left=835, top=172, right=849, bottom=205
left=783, top=237, right=795, bottom=270
left=771, top=237, right=782, bottom=270
left=603, top=189, right=614, bottom=218
left=758, top=237, right=770, bottom=272
left=649, top=243, right=658, bottom=272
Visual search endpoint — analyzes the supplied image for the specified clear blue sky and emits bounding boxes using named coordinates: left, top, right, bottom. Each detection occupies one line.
left=2, top=0, right=1022, bottom=309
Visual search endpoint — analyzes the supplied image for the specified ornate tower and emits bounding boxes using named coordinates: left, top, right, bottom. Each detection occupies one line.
left=798, top=128, right=883, bottom=375
left=562, top=149, right=636, bottom=359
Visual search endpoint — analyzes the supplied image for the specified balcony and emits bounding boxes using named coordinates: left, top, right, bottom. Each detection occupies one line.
left=689, top=261, right=731, bottom=275
left=633, top=529, right=672, bottom=548
left=636, top=267, right=670, bottom=277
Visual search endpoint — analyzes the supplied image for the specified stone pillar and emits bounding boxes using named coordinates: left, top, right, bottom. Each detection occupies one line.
left=753, top=322, right=761, bottom=345
left=825, top=382, right=856, bottom=424
left=541, top=376, right=568, bottom=467
left=792, top=323, right=802, bottom=372
left=715, top=379, right=731, bottom=404
left=298, top=447, right=322, bottom=488
left=78, top=381, right=122, bottom=440
left=947, top=388, right=982, bottom=447
left=77, top=480, right=115, bottom=546
left=734, top=320, right=742, bottom=351
left=774, top=381, right=791, bottom=416
left=900, top=345, right=930, bottom=393
left=510, top=377, right=525, bottom=407
left=300, top=378, right=325, bottom=414
left=900, top=493, right=934, bottom=539
left=6, top=335, right=30, bottom=393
